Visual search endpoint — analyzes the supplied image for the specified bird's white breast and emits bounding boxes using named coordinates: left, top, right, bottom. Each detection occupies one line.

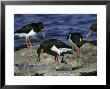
left=14, top=29, right=36, bottom=39
left=68, top=37, right=74, bottom=45
left=50, top=45, right=72, bottom=55
left=14, top=33, right=27, bottom=38
left=51, top=45, right=59, bottom=52
left=59, top=48, right=72, bottom=53
left=27, top=29, right=36, bottom=37
left=68, top=37, right=78, bottom=48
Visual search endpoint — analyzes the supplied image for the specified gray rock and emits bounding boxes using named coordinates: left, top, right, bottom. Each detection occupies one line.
left=14, top=46, right=40, bottom=65
left=71, top=62, right=97, bottom=76
left=14, top=43, right=97, bottom=76
left=56, top=63, right=72, bottom=71
left=44, top=71, right=78, bottom=76
left=63, top=54, right=85, bottom=69
left=62, top=43, right=97, bottom=69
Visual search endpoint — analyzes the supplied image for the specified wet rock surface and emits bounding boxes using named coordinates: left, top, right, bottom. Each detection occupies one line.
left=14, top=43, right=97, bottom=76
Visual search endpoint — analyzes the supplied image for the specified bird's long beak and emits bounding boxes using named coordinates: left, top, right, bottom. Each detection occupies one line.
left=86, top=30, right=92, bottom=38
left=40, top=29, right=45, bottom=38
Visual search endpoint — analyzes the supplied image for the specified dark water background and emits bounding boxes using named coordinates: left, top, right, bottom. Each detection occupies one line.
left=14, top=14, right=97, bottom=50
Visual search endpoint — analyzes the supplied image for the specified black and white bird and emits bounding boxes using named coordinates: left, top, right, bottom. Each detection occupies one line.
left=86, top=23, right=97, bottom=38
left=37, top=39, right=72, bottom=63
left=67, top=32, right=84, bottom=58
left=14, top=22, right=45, bottom=48
left=67, top=32, right=83, bottom=51
left=67, top=32, right=97, bottom=58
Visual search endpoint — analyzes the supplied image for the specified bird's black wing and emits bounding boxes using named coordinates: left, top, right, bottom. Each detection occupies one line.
left=15, top=27, right=32, bottom=34
left=15, top=23, right=36, bottom=34
left=40, top=39, right=71, bottom=49
left=69, top=33, right=83, bottom=48
left=53, top=39, right=71, bottom=49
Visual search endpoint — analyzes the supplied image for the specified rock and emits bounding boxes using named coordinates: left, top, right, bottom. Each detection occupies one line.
left=80, top=43, right=97, bottom=64
left=80, top=43, right=97, bottom=55
left=14, top=46, right=40, bottom=65
left=14, top=72, right=33, bottom=76
left=62, top=43, right=97, bottom=69
left=63, top=54, right=85, bottom=69
left=32, top=62, right=56, bottom=74
left=14, top=43, right=97, bottom=76
left=40, top=53, right=55, bottom=63
left=56, top=63, right=72, bottom=71
left=71, top=62, right=97, bottom=76
left=44, top=71, right=78, bottom=76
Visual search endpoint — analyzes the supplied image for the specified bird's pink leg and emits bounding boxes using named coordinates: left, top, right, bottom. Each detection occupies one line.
left=55, top=55, right=60, bottom=64
left=76, top=48, right=84, bottom=59
left=26, top=38, right=32, bottom=48
left=26, top=38, right=29, bottom=48
left=27, top=38, right=32, bottom=47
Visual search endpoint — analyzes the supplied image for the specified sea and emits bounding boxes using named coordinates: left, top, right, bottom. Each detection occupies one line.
left=14, top=14, right=97, bottom=51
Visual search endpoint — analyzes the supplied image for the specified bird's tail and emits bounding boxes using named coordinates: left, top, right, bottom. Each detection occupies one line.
left=59, top=48, right=73, bottom=53
left=14, top=33, right=19, bottom=36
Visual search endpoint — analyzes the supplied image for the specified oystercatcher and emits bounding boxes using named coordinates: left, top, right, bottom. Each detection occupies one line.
left=37, top=39, right=72, bottom=63
left=67, top=32, right=97, bottom=58
left=67, top=33, right=83, bottom=49
left=14, top=22, right=45, bottom=48
left=67, top=33, right=84, bottom=58
left=86, top=23, right=97, bottom=38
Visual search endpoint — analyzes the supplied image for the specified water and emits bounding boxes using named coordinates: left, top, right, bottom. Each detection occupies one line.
left=14, top=14, right=97, bottom=50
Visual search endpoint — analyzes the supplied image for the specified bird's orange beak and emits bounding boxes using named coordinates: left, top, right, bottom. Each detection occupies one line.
left=40, top=29, right=45, bottom=38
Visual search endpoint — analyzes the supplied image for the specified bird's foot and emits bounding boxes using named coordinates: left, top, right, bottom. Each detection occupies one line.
left=26, top=38, right=33, bottom=48
left=55, top=55, right=61, bottom=64
left=26, top=42, right=33, bottom=48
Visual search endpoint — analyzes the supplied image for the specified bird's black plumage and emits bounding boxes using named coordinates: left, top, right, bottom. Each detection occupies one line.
left=40, top=39, right=72, bottom=50
left=67, top=33, right=83, bottom=48
left=37, top=39, right=73, bottom=63
left=37, top=39, right=72, bottom=57
left=15, top=22, right=44, bottom=34
left=67, top=32, right=97, bottom=48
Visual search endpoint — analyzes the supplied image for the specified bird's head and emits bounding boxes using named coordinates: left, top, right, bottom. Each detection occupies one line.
left=86, top=23, right=97, bottom=38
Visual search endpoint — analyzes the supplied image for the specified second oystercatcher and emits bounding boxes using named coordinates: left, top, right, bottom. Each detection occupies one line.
left=67, top=32, right=97, bottom=58
left=67, top=32, right=84, bottom=58
left=37, top=39, right=72, bottom=63
left=14, top=22, right=45, bottom=48
left=67, top=32, right=83, bottom=50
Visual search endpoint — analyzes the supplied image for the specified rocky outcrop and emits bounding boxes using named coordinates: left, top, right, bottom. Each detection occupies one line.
left=14, top=43, right=97, bottom=76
